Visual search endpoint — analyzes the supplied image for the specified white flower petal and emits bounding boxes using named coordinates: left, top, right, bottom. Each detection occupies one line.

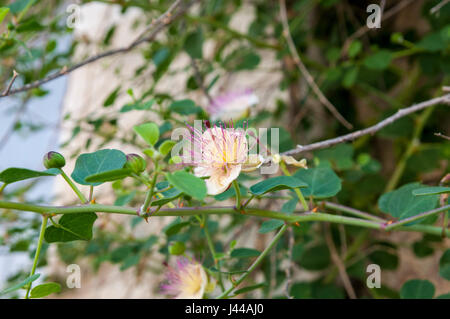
left=205, top=164, right=241, bottom=195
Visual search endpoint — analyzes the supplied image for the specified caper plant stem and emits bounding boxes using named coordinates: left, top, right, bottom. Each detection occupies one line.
left=25, top=215, right=48, bottom=299
left=89, top=186, right=94, bottom=202
left=384, top=204, right=450, bottom=230
left=1, top=200, right=449, bottom=237
left=203, top=216, right=225, bottom=292
left=58, top=168, right=87, bottom=203
left=0, top=183, right=6, bottom=194
left=217, top=224, right=287, bottom=299
left=233, top=180, right=242, bottom=210
left=322, top=201, right=386, bottom=222
left=279, top=161, right=308, bottom=211
left=442, top=211, right=449, bottom=238
left=385, top=106, right=433, bottom=192
left=142, top=168, right=159, bottom=213
left=242, top=195, right=255, bottom=209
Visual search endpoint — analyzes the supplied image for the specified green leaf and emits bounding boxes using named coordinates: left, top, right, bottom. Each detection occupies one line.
left=158, top=140, right=176, bottom=156
left=30, top=282, right=61, bottom=298
left=378, top=183, right=438, bottom=220
left=417, top=32, right=447, bottom=52
left=115, top=191, right=136, bottom=206
left=120, top=254, right=140, bottom=271
left=281, top=198, right=298, bottom=214
left=348, top=40, right=362, bottom=58
left=413, top=240, right=434, bottom=258
left=258, top=219, right=284, bottom=233
left=400, top=279, right=435, bottom=299
left=368, top=250, right=398, bottom=270
left=7, top=0, right=34, bottom=14
left=0, top=273, right=40, bottom=296
left=120, top=99, right=154, bottom=113
left=412, top=186, right=450, bottom=196
left=231, top=248, right=260, bottom=258
left=316, top=144, right=354, bottom=170
left=0, top=167, right=57, bottom=184
left=249, top=176, right=307, bottom=195
left=165, top=171, right=207, bottom=200
left=103, top=86, right=120, bottom=107
left=134, top=122, right=159, bottom=146
left=184, top=28, right=203, bottom=59
left=0, top=7, right=10, bottom=24
left=363, top=50, right=392, bottom=70
left=439, top=249, right=450, bottom=280
left=164, top=218, right=190, bottom=237
left=209, top=268, right=247, bottom=275
left=151, top=185, right=182, bottom=206
left=311, top=283, right=344, bottom=299
left=214, top=183, right=247, bottom=201
left=85, top=168, right=132, bottom=183
left=71, top=149, right=127, bottom=186
left=342, top=66, right=359, bottom=88
left=290, top=282, right=312, bottom=299
left=44, top=213, right=98, bottom=243
left=169, top=99, right=201, bottom=115
left=233, top=283, right=266, bottom=295
left=297, top=244, right=330, bottom=270
left=293, top=166, right=342, bottom=198
left=436, top=293, right=450, bottom=299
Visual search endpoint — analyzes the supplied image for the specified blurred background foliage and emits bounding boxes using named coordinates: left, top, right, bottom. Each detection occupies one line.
left=0, top=0, right=449, bottom=298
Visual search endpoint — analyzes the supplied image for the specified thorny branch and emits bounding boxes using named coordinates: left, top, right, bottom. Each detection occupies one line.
left=0, top=0, right=194, bottom=98
left=281, top=93, right=450, bottom=157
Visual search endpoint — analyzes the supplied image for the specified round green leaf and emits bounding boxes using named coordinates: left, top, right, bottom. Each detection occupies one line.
left=378, top=183, right=439, bottom=220
left=368, top=250, right=398, bottom=270
left=184, top=28, right=203, bottom=59
left=133, top=122, right=159, bottom=146
left=250, top=176, right=307, bottom=195
left=363, top=50, right=392, bottom=70
left=30, top=282, right=61, bottom=299
left=71, top=149, right=127, bottom=186
left=165, top=171, right=207, bottom=200
left=169, top=99, right=201, bottom=115
left=439, top=249, right=450, bottom=280
left=258, top=219, right=284, bottom=234
left=293, top=166, right=342, bottom=198
left=400, top=279, right=435, bottom=299
left=45, top=213, right=98, bottom=243
left=163, top=217, right=190, bottom=237
left=158, top=140, right=176, bottom=156
left=297, top=244, right=330, bottom=271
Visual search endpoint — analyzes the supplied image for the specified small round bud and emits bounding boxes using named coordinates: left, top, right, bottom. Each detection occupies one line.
left=168, top=241, right=185, bottom=255
left=43, top=151, right=66, bottom=169
left=124, top=153, right=146, bottom=174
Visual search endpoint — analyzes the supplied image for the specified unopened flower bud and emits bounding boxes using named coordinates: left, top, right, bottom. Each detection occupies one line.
left=124, top=153, right=146, bottom=174
left=168, top=241, right=186, bottom=255
left=43, top=151, right=66, bottom=169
